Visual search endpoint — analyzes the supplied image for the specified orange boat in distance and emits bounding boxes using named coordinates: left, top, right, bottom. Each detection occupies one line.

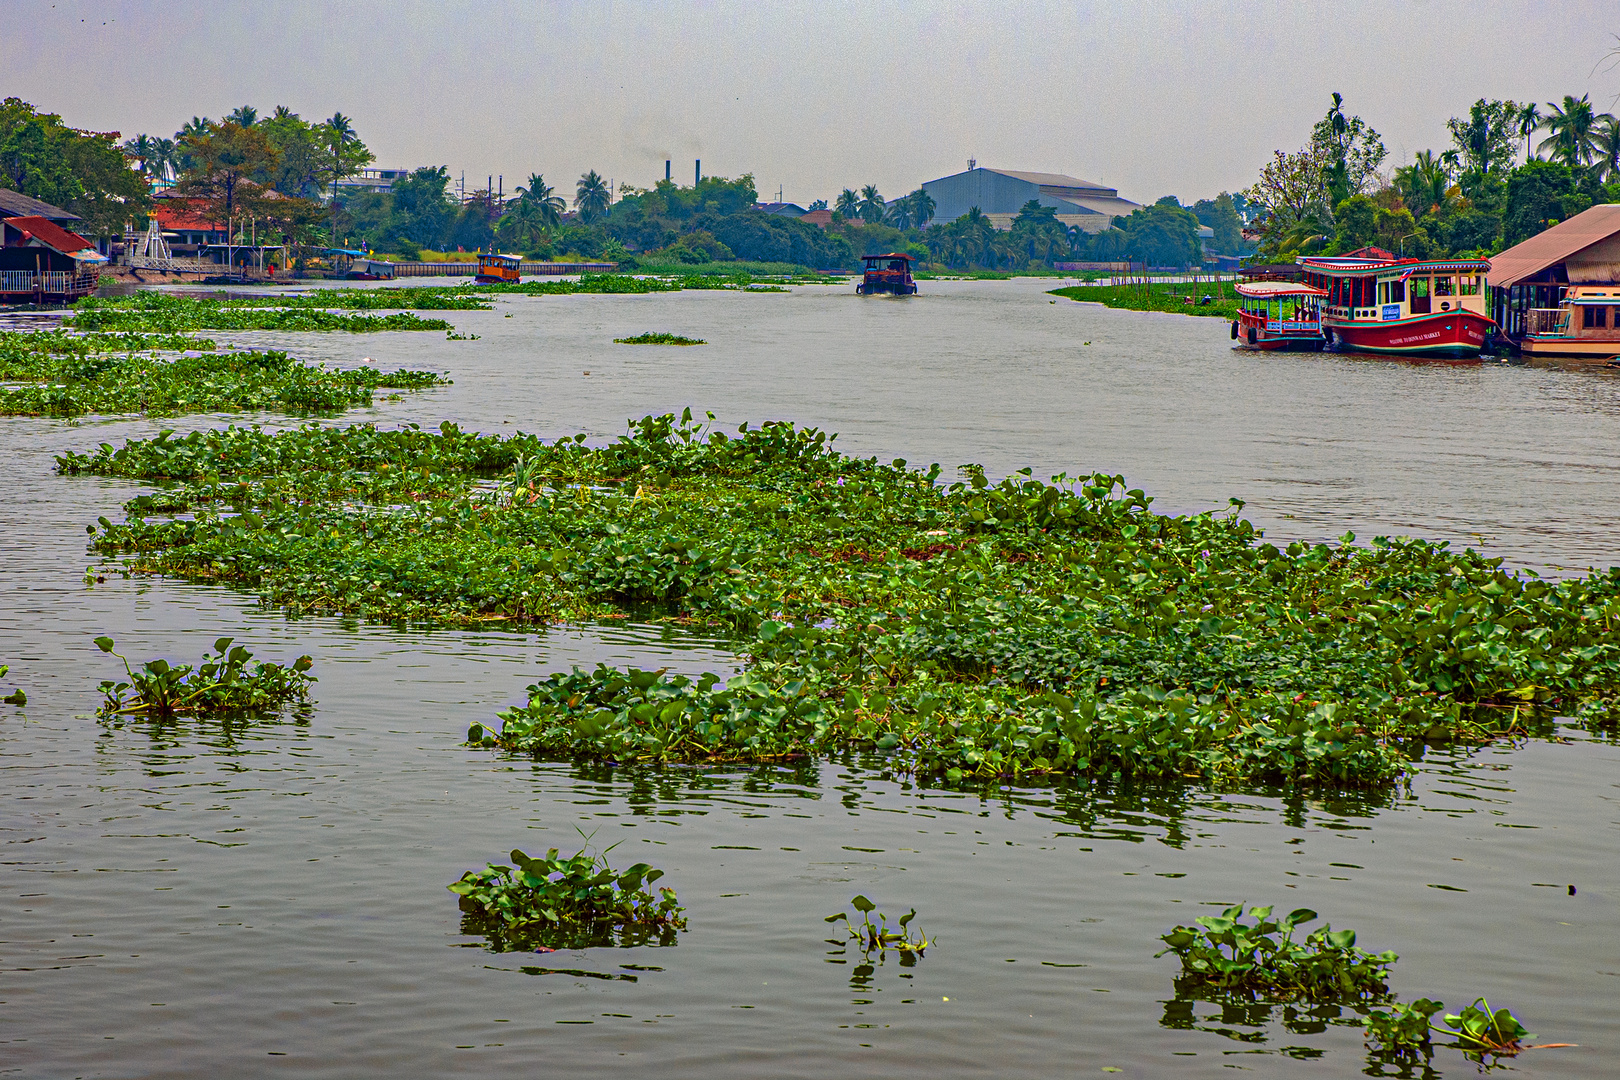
left=1232, top=280, right=1327, bottom=351
left=474, top=252, right=522, bottom=284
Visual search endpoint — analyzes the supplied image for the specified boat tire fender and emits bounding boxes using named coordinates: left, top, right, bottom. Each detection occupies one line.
left=1247, top=326, right=1258, bottom=345
left=1230, top=320, right=1238, bottom=340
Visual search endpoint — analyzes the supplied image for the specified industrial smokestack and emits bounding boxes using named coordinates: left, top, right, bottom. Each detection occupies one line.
left=665, top=160, right=671, bottom=181
left=695, top=159, right=701, bottom=187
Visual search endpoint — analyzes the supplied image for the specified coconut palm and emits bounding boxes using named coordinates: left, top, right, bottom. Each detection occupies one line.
left=151, top=137, right=177, bottom=181
left=226, top=105, right=258, bottom=128
left=1517, top=102, right=1543, bottom=163
left=174, top=117, right=212, bottom=175
left=497, top=199, right=550, bottom=250
left=858, top=184, right=885, bottom=224
left=908, top=188, right=935, bottom=228
left=1537, top=95, right=1600, bottom=167
left=884, top=197, right=912, bottom=229
left=515, top=173, right=565, bottom=228
left=834, top=189, right=860, bottom=220
left=575, top=170, right=611, bottom=223
left=272, top=105, right=296, bottom=122
left=1592, top=114, right=1620, bottom=186
left=1394, top=151, right=1452, bottom=217
left=122, top=134, right=156, bottom=177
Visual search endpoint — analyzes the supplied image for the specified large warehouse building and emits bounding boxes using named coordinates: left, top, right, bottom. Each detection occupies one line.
left=920, top=167, right=1142, bottom=232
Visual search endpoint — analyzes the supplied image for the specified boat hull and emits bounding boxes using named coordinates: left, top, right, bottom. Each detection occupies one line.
left=1324, top=310, right=1492, bottom=358
left=1519, top=336, right=1620, bottom=359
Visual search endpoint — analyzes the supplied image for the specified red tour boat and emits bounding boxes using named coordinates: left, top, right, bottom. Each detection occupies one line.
left=1232, top=280, right=1327, bottom=350
left=1297, top=250, right=1494, bottom=359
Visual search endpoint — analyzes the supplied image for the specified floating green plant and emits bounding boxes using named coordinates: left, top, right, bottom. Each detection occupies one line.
left=1440, top=998, right=1533, bottom=1053
left=94, top=635, right=313, bottom=717
left=68, top=294, right=453, bottom=333
left=449, top=844, right=685, bottom=951
left=1049, top=282, right=1242, bottom=321
left=1364, top=997, right=1445, bottom=1054
left=1, top=341, right=446, bottom=417
left=1157, top=905, right=1397, bottom=1001
left=62, top=412, right=1620, bottom=787
left=1, top=665, right=23, bottom=706
left=825, top=894, right=930, bottom=956
left=614, top=332, right=707, bottom=345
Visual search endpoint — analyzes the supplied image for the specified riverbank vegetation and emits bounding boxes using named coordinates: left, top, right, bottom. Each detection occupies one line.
left=68, top=294, right=453, bottom=333
left=0, top=330, right=446, bottom=417
left=60, top=412, right=1620, bottom=789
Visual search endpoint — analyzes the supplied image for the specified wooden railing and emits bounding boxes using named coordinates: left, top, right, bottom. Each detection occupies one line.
left=1525, top=308, right=1568, bottom=336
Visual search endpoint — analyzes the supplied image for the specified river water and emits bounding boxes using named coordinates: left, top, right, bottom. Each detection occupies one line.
left=3, top=278, right=1618, bottom=1078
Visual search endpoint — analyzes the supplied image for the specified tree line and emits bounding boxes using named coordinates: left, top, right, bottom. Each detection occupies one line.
left=1244, top=92, right=1620, bottom=262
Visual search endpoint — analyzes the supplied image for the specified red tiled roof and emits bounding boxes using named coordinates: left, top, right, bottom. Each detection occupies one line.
left=151, top=197, right=223, bottom=232
left=3, top=215, right=99, bottom=256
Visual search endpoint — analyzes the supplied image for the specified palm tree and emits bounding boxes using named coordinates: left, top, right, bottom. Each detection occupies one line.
left=151, top=137, right=177, bottom=181
left=122, top=134, right=156, bottom=177
left=961, top=207, right=995, bottom=264
left=858, top=184, right=885, bottom=224
left=884, top=197, right=912, bottom=229
left=272, top=105, right=296, bottom=122
left=498, top=199, right=550, bottom=250
left=515, top=173, right=565, bottom=229
left=226, top=105, right=258, bottom=127
left=1591, top=114, right=1620, bottom=186
left=834, top=189, right=861, bottom=220
left=908, top=188, right=935, bottom=228
left=1517, top=101, right=1543, bottom=163
left=575, top=170, right=611, bottom=223
left=1394, top=151, right=1452, bottom=217
left=1538, top=95, right=1600, bottom=167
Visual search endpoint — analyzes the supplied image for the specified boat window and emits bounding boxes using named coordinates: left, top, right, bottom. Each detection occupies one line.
left=1434, top=276, right=1455, bottom=296
left=1389, top=279, right=1405, bottom=303
left=1458, top=275, right=1480, bottom=296
left=1584, top=305, right=1609, bottom=329
left=1409, top=276, right=1430, bottom=314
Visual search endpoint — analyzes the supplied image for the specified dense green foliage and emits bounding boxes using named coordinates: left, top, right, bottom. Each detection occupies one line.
left=1365, top=998, right=1444, bottom=1054
left=57, top=413, right=1620, bottom=788
left=1, top=97, right=150, bottom=239
left=94, top=635, right=313, bottom=717
left=1440, top=998, right=1533, bottom=1052
left=449, top=846, right=685, bottom=950
left=1157, top=904, right=1397, bottom=1002
left=0, top=330, right=445, bottom=417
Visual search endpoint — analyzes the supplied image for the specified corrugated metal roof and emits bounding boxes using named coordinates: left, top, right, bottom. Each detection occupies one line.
left=1486, top=203, right=1620, bottom=289
left=0, top=188, right=80, bottom=221
left=986, top=169, right=1112, bottom=192
left=3, top=215, right=100, bottom=256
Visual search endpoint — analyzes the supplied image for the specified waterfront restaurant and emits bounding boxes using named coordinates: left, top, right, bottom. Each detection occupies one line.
left=1487, top=203, right=1620, bottom=357
left=0, top=215, right=105, bottom=303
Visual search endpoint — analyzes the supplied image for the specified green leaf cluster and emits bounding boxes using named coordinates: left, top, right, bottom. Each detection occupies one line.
left=1157, top=904, right=1396, bottom=1001
left=1364, top=997, right=1444, bottom=1053
left=58, top=412, right=1620, bottom=787
left=94, top=635, right=313, bottom=717
left=448, top=846, right=685, bottom=951
left=824, top=894, right=930, bottom=956
left=613, top=332, right=707, bottom=345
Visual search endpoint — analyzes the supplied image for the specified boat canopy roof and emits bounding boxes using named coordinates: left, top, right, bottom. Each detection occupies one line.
left=1297, top=254, right=1491, bottom=278
left=480, top=252, right=521, bottom=262
left=863, top=252, right=915, bottom=262
left=1234, top=280, right=1327, bottom=299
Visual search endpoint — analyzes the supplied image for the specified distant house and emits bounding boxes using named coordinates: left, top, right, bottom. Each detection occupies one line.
left=1488, top=203, right=1620, bottom=356
left=0, top=189, right=82, bottom=227
left=920, top=168, right=1142, bottom=233
left=799, top=208, right=833, bottom=229
left=756, top=202, right=807, bottom=218
left=1, top=214, right=105, bottom=302
left=151, top=193, right=227, bottom=253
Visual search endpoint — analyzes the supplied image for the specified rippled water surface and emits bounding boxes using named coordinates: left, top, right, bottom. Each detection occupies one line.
left=4, top=279, right=1619, bottom=1078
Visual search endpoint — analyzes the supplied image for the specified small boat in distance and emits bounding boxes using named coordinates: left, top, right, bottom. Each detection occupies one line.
left=474, top=252, right=522, bottom=284
left=857, top=253, right=917, bottom=295
left=1232, top=280, right=1326, bottom=350
left=1298, top=249, right=1494, bottom=359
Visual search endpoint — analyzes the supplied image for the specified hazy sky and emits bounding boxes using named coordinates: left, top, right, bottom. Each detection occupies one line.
left=14, top=0, right=1620, bottom=205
